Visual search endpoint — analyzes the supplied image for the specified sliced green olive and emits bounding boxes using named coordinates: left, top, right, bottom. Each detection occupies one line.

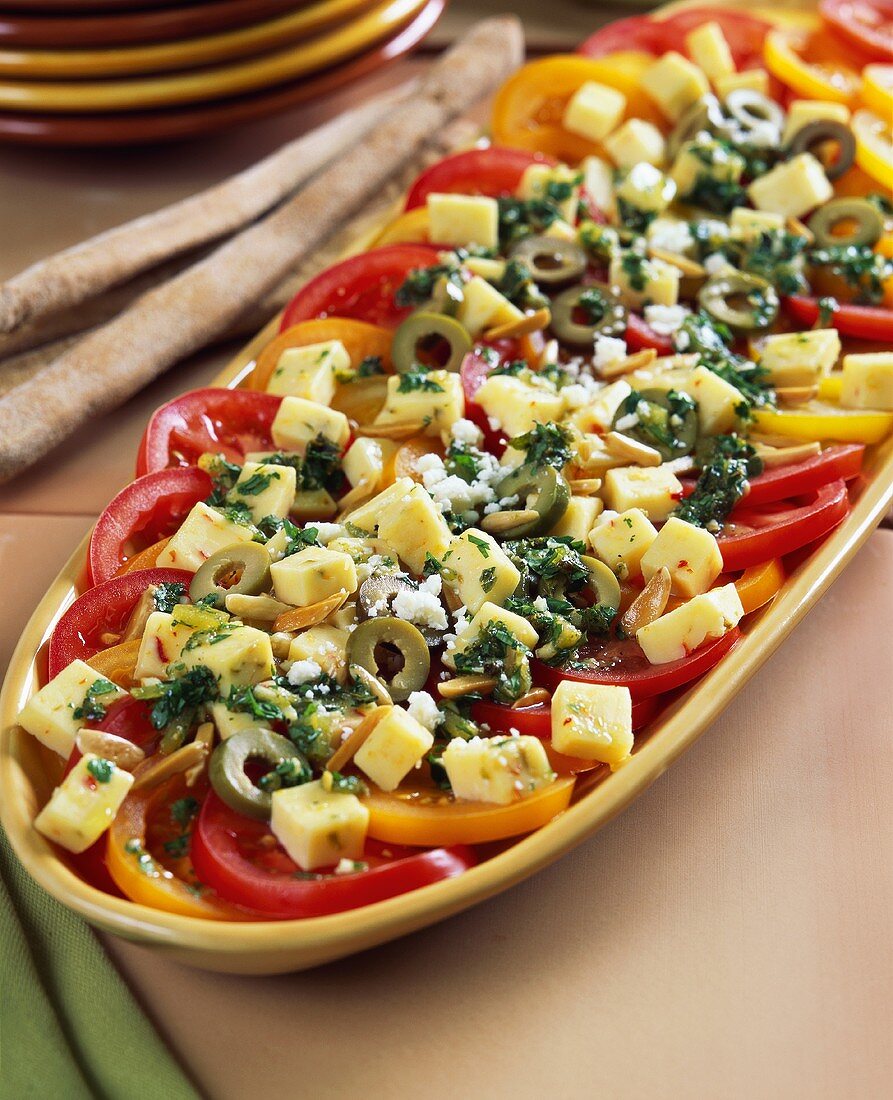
left=581, top=556, right=622, bottom=611
left=508, top=236, right=587, bottom=287
left=787, top=119, right=855, bottom=180
left=698, top=272, right=779, bottom=332
left=611, top=388, right=698, bottom=460
left=209, top=730, right=309, bottom=821
left=549, top=284, right=627, bottom=346
left=391, top=311, right=472, bottom=374
left=494, top=465, right=571, bottom=537
left=807, top=197, right=884, bottom=249
left=667, top=94, right=724, bottom=160
left=345, top=617, right=430, bottom=703
left=189, top=543, right=272, bottom=609
left=724, top=89, right=785, bottom=141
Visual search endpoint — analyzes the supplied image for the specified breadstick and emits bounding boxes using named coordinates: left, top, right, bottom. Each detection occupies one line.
left=0, top=17, right=523, bottom=484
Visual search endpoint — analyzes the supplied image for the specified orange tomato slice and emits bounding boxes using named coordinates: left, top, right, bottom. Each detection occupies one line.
left=731, top=558, right=785, bottom=614
left=764, top=28, right=861, bottom=104
left=248, top=318, right=393, bottom=392
left=87, top=639, right=142, bottom=689
left=373, top=206, right=431, bottom=247
left=116, top=536, right=171, bottom=576
left=388, top=434, right=445, bottom=485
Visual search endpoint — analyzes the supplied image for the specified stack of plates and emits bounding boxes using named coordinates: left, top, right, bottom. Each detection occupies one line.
left=0, top=0, right=444, bottom=146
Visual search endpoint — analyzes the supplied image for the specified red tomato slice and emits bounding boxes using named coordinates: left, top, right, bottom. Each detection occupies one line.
left=48, top=568, right=193, bottom=680
left=532, top=628, right=741, bottom=702
left=741, top=444, right=864, bottom=506
left=625, top=313, right=675, bottom=356
left=820, top=0, right=893, bottom=60
left=578, top=15, right=670, bottom=59
left=404, top=147, right=555, bottom=211
left=137, top=388, right=282, bottom=476
left=190, top=792, right=476, bottom=918
left=280, top=244, right=440, bottom=331
left=471, top=693, right=659, bottom=737
left=88, top=466, right=212, bottom=587
left=719, top=480, right=850, bottom=572
left=783, top=296, right=893, bottom=341
left=459, top=349, right=509, bottom=454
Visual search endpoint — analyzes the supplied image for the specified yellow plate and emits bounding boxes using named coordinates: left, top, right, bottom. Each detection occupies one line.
left=0, top=0, right=426, bottom=113
left=0, top=0, right=380, bottom=80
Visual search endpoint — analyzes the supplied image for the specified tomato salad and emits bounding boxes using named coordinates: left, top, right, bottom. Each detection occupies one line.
left=18, top=3, right=893, bottom=921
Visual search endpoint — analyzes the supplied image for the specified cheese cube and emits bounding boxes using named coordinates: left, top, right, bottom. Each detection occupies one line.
left=641, top=51, right=710, bottom=121
left=341, top=478, right=416, bottom=535
left=271, top=546, right=358, bottom=606
left=562, top=80, right=627, bottom=142
left=551, top=681, right=633, bottom=766
left=270, top=395, right=350, bottom=453
left=580, top=155, right=616, bottom=217
left=609, top=252, right=680, bottom=310
left=427, top=193, right=499, bottom=251
left=747, top=153, right=833, bottom=220
left=729, top=206, right=785, bottom=238
left=354, top=707, right=434, bottom=791
left=442, top=734, right=555, bottom=805
left=759, top=329, right=841, bottom=387
left=782, top=99, right=851, bottom=146
left=288, top=625, right=349, bottom=683
left=602, top=467, right=682, bottom=523
left=271, top=780, right=369, bottom=871
left=134, top=611, right=196, bottom=680
left=518, top=163, right=582, bottom=223
left=670, top=137, right=744, bottom=197
left=463, top=255, right=506, bottom=282
left=840, top=353, right=893, bottom=411
left=715, top=69, right=770, bottom=98
left=266, top=340, right=349, bottom=404
left=616, top=162, right=676, bottom=215
left=376, top=484, right=453, bottom=574
left=342, top=437, right=397, bottom=490
left=443, top=528, right=521, bottom=613
left=604, top=119, right=667, bottom=168
left=374, top=371, right=465, bottom=437
left=636, top=583, right=743, bottom=665
left=227, top=461, right=296, bottom=524
left=448, top=601, right=539, bottom=664
left=17, top=660, right=127, bottom=758
left=685, top=21, right=734, bottom=83
left=640, top=517, right=723, bottom=597
left=570, top=380, right=632, bottom=434
left=291, top=489, right=337, bottom=522
left=473, top=374, right=565, bottom=437
left=687, top=365, right=746, bottom=434
left=155, top=501, right=255, bottom=572
left=456, top=276, right=523, bottom=336
left=182, top=624, right=274, bottom=692
left=34, top=754, right=134, bottom=854
left=549, top=495, right=604, bottom=544
left=588, top=508, right=658, bottom=579
left=209, top=700, right=273, bottom=741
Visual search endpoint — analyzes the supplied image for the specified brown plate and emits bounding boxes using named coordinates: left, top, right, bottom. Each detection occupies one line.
left=0, top=0, right=442, bottom=146
left=3, top=0, right=190, bottom=12
left=0, top=0, right=312, bottom=49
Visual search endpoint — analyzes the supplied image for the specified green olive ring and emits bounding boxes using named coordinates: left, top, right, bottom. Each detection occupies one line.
left=209, top=730, right=309, bottom=821
left=698, top=272, right=779, bottom=332
left=508, top=237, right=588, bottom=286
left=667, top=94, right=724, bottom=160
left=611, top=388, right=699, bottom=461
left=787, top=119, right=855, bottom=180
left=581, top=556, right=622, bottom=611
left=549, top=284, right=627, bottom=346
left=391, top=311, right=472, bottom=374
left=189, top=542, right=273, bottom=609
left=494, top=465, right=571, bottom=538
left=807, top=197, right=884, bottom=249
left=345, top=617, right=430, bottom=703
left=724, top=89, right=785, bottom=140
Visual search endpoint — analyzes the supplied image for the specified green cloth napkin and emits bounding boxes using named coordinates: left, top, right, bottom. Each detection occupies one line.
left=1, top=827, right=200, bottom=1100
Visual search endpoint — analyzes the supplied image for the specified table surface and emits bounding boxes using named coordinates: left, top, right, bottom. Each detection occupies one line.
left=1, top=20, right=891, bottom=1100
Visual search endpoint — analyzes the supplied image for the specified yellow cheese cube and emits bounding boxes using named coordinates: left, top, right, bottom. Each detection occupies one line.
left=602, top=467, right=682, bottom=523
left=609, top=251, right=680, bottom=310
left=291, top=489, right=337, bottom=522
left=35, top=753, right=134, bottom=854
left=227, top=461, right=296, bottom=523
left=670, top=137, right=744, bottom=197
left=640, top=517, right=723, bottom=597
left=354, top=707, right=434, bottom=791
left=17, top=660, right=127, bottom=758
left=342, top=437, right=398, bottom=490
left=266, top=339, right=349, bottom=403
left=463, top=255, right=506, bottom=282
left=840, top=353, right=893, bottom=411
left=549, top=495, right=604, bottom=544
left=473, top=374, right=565, bottom=437
left=271, top=546, right=358, bottom=606
left=456, top=275, right=523, bottom=336
left=341, top=478, right=416, bottom=535
left=443, top=528, right=521, bottom=613
left=182, top=624, right=275, bottom=692
left=288, top=625, right=349, bottom=683
left=616, top=162, right=676, bottom=215
left=374, top=371, right=465, bottom=437
left=715, top=69, right=770, bottom=98
left=518, top=163, right=582, bottom=223
left=134, top=610, right=197, bottom=680
left=580, top=155, right=616, bottom=216
left=729, top=206, right=785, bottom=238
left=759, top=329, right=841, bottom=387
left=442, top=734, right=555, bottom=805
left=427, top=192, right=499, bottom=251
left=271, top=780, right=369, bottom=871
left=687, top=365, right=746, bottom=434
left=604, top=118, right=667, bottom=168
left=448, top=601, right=539, bottom=669
left=570, top=380, right=632, bottom=434
left=747, top=153, right=833, bottom=220
left=270, top=395, right=350, bottom=453
left=641, top=51, right=710, bottom=121
left=782, top=99, right=851, bottom=146
left=155, top=500, right=255, bottom=572
left=563, top=80, right=627, bottom=142
left=685, top=21, right=734, bottom=83
left=588, top=507, right=657, bottom=579
left=636, top=583, right=743, bottom=665
left=551, top=681, right=633, bottom=766
left=376, top=484, right=453, bottom=574
left=209, top=701, right=274, bottom=741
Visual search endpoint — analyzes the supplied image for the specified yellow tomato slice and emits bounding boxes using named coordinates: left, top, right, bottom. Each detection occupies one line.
left=373, top=206, right=431, bottom=246
left=248, top=318, right=393, bottom=392
left=731, top=559, right=785, bottom=614
left=764, top=28, right=860, bottom=104
left=852, top=109, right=893, bottom=192
left=87, top=639, right=141, bottom=689
left=364, top=777, right=576, bottom=846
left=862, top=65, right=893, bottom=119
left=755, top=402, right=893, bottom=444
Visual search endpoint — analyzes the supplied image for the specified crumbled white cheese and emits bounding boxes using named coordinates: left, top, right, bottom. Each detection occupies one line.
left=450, top=418, right=483, bottom=446
left=416, top=448, right=503, bottom=517
left=647, top=217, right=694, bottom=255
left=703, top=252, right=731, bottom=276
left=561, top=370, right=604, bottom=410
left=406, top=690, right=444, bottom=733
left=643, top=304, right=690, bottom=336
left=311, top=522, right=346, bottom=545
left=593, top=335, right=628, bottom=370
left=391, top=585, right=448, bottom=632
left=287, top=660, right=322, bottom=685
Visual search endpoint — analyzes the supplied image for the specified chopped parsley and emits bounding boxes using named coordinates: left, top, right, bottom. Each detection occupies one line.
left=153, top=581, right=187, bottom=614
left=466, top=533, right=490, bottom=557
left=132, top=667, right=219, bottom=731
left=674, top=312, right=774, bottom=416
left=674, top=434, right=762, bottom=530
left=326, top=772, right=368, bottom=796
left=808, top=244, right=893, bottom=305
left=620, top=250, right=649, bottom=292
left=453, top=620, right=532, bottom=704
left=496, top=196, right=563, bottom=248
left=232, top=469, right=280, bottom=496
left=395, top=262, right=462, bottom=307
left=301, top=435, right=343, bottom=493
left=480, top=566, right=497, bottom=594
left=397, top=369, right=445, bottom=394
left=509, top=422, right=574, bottom=471
left=226, top=684, right=287, bottom=722
left=86, top=758, right=115, bottom=784
left=355, top=355, right=385, bottom=378
left=258, top=757, right=312, bottom=792
left=72, top=678, right=117, bottom=722
left=171, top=797, right=200, bottom=828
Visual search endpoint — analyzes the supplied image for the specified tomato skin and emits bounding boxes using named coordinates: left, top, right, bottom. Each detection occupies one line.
left=137, top=388, right=282, bottom=475
left=280, top=244, right=440, bottom=331
left=783, top=295, right=893, bottom=340
left=626, top=313, right=674, bottom=355
left=191, top=793, right=476, bottom=918
left=741, top=445, right=864, bottom=506
left=47, top=568, right=193, bottom=680
left=405, top=147, right=555, bottom=210
left=819, top=0, right=893, bottom=60
left=88, top=466, right=211, bottom=587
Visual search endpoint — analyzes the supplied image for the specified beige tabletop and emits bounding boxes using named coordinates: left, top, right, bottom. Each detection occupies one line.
left=1, top=20, right=891, bottom=1100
